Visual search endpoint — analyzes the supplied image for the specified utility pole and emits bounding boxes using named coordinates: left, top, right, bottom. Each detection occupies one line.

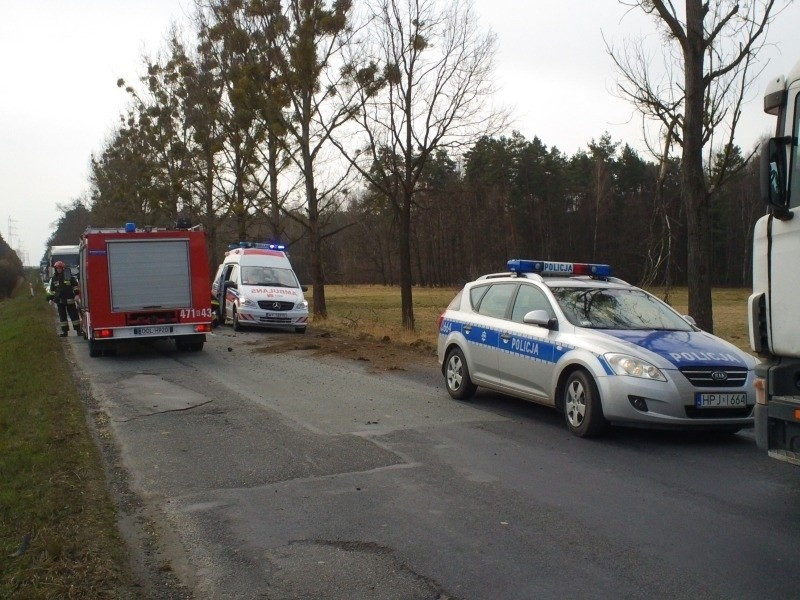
left=7, top=217, right=28, bottom=266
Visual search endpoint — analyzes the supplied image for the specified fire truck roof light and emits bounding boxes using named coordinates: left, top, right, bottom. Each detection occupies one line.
left=125, top=222, right=136, bottom=233
left=507, top=259, right=612, bottom=278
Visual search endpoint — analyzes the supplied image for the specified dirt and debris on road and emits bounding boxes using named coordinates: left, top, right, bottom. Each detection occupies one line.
left=250, top=328, right=438, bottom=372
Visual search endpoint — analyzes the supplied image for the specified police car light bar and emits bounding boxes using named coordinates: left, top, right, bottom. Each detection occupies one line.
left=507, top=259, right=612, bottom=278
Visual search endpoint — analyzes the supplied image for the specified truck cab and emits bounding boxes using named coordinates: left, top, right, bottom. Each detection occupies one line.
left=748, top=59, right=800, bottom=465
left=48, top=244, right=80, bottom=281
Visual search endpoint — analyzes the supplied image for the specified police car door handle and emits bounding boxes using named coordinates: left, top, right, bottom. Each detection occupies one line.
left=500, top=332, right=511, bottom=342
left=463, top=325, right=472, bottom=334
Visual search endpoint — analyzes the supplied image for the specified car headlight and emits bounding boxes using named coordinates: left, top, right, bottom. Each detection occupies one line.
left=239, top=297, right=257, bottom=308
left=297, top=300, right=308, bottom=310
left=604, top=353, right=666, bottom=381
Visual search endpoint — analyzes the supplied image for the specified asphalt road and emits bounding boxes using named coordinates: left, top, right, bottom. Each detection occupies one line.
left=65, top=326, right=800, bottom=600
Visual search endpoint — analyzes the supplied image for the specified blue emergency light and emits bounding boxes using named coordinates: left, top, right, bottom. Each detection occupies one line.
left=228, top=241, right=287, bottom=251
left=125, top=222, right=136, bottom=233
left=507, top=259, right=612, bottom=278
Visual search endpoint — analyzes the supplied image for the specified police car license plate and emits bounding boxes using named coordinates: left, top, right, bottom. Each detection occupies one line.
left=265, top=313, right=279, bottom=319
left=694, top=392, right=747, bottom=408
left=133, top=326, right=173, bottom=335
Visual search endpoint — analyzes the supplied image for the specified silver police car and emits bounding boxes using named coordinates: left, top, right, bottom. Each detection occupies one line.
left=437, top=260, right=758, bottom=437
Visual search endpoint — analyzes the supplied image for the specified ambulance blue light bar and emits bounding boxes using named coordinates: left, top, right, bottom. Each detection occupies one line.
left=228, top=241, right=286, bottom=251
left=507, top=259, right=612, bottom=278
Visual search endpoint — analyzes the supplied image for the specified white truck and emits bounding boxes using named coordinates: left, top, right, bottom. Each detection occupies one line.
left=47, top=244, right=80, bottom=281
left=748, top=58, right=800, bottom=466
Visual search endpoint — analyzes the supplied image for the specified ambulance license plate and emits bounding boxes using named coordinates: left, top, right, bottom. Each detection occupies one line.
left=134, top=326, right=173, bottom=335
left=694, top=392, right=747, bottom=408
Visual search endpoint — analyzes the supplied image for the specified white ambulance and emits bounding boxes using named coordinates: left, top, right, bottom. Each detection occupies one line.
left=211, top=242, right=309, bottom=333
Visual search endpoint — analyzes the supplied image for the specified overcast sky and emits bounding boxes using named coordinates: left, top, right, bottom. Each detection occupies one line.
left=2, top=0, right=799, bottom=266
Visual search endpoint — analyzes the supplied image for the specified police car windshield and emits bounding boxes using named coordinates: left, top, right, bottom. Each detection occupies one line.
left=550, top=287, right=693, bottom=331
left=241, top=266, right=298, bottom=287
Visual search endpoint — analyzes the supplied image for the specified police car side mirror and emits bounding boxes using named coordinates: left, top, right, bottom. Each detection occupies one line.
left=224, top=280, right=237, bottom=290
left=301, top=285, right=308, bottom=292
left=523, top=310, right=557, bottom=330
left=682, top=315, right=696, bottom=327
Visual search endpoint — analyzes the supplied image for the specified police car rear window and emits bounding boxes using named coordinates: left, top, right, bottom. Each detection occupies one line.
left=475, top=283, right=516, bottom=319
left=469, top=285, right=489, bottom=309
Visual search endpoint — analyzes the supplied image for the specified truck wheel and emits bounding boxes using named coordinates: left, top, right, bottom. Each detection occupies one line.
left=563, top=369, right=606, bottom=438
left=190, top=341, right=204, bottom=351
left=232, top=307, right=242, bottom=331
left=294, top=326, right=306, bottom=334
left=88, top=338, right=102, bottom=358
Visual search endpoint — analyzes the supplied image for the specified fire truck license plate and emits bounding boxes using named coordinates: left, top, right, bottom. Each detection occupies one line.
left=694, top=392, right=747, bottom=408
left=134, top=326, right=173, bottom=335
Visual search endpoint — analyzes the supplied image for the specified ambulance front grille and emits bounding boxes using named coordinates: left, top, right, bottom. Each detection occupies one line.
left=256, top=301, right=295, bottom=311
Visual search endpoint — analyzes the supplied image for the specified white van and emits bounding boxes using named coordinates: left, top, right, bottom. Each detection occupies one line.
left=211, top=243, right=309, bottom=333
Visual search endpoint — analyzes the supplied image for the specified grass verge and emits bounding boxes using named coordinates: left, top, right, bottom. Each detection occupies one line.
left=0, top=282, right=128, bottom=599
left=310, top=285, right=753, bottom=354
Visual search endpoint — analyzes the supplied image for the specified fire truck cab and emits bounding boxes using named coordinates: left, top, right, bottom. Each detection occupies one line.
left=79, top=223, right=213, bottom=357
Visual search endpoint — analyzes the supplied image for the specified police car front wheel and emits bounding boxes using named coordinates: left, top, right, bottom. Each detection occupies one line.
left=445, top=348, right=476, bottom=400
left=563, top=370, right=606, bottom=438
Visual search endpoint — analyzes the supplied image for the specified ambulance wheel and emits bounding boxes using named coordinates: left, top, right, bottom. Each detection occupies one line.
left=232, top=307, right=243, bottom=331
left=294, top=327, right=306, bottom=334
left=563, top=369, right=606, bottom=438
left=445, top=347, right=476, bottom=400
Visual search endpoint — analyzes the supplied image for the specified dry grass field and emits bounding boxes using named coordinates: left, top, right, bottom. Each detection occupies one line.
left=307, top=285, right=753, bottom=355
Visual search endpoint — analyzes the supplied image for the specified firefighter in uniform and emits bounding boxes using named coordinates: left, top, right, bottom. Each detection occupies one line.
left=47, top=261, right=82, bottom=337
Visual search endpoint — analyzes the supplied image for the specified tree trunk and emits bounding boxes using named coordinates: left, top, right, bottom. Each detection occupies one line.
left=304, top=142, right=327, bottom=318
left=398, top=196, right=415, bottom=330
left=682, top=2, right=714, bottom=332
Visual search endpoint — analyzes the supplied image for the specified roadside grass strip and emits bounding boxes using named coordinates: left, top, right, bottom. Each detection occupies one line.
left=0, top=283, right=128, bottom=599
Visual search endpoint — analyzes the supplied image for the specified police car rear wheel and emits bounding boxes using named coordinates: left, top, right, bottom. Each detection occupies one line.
left=563, top=370, right=606, bottom=438
left=445, top=348, right=476, bottom=400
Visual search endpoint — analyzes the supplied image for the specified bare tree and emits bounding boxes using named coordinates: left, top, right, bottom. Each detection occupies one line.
left=338, top=0, right=505, bottom=330
left=272, top=0, right=364, bottom=319
left=606, top=0, right=781, bottom=332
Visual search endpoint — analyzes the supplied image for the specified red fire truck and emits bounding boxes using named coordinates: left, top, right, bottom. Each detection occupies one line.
left=78, top=223, right=213, bottom=357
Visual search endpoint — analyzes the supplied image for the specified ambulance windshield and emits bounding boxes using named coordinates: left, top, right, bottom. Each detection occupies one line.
left=241, top=266, right=299, bottom=288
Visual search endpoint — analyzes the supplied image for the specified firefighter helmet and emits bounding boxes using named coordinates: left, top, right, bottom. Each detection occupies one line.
left=54, top=261, right=65, bottom=269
